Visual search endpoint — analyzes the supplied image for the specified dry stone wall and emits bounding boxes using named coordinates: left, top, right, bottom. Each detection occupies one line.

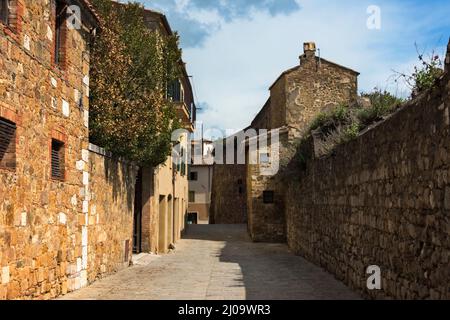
left=286, top=67, right=450, bottom=299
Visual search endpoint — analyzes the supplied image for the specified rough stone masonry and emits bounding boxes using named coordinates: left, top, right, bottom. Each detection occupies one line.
left=286, top=40, right=450, bottom=299
left=0, top=0, right=100, bottom=299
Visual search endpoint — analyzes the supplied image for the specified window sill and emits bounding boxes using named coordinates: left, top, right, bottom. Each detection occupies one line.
left=51, top=176, right=66, bottom=182
left=51, top=65, right=67, bottom=80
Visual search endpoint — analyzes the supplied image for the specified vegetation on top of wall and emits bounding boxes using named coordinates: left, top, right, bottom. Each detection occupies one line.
left=294, top=89, right=404, bottom=163
left=394, top=44, right=444, bottom=98
left=89, top=0, right=182, bottom=167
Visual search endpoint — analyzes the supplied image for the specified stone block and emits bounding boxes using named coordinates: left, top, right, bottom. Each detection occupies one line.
left=1, top=266, right=10, bottom=285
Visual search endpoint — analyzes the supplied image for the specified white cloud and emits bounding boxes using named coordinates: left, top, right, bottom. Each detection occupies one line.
left=179, top=0, right=449, bottom=132
left=174, top=0, right=190, bottom=12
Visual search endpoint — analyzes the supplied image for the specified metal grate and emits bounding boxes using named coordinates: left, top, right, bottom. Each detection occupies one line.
left=51, top=139, right=65, bottom=179
left=0, top=117, right=16, bottom=169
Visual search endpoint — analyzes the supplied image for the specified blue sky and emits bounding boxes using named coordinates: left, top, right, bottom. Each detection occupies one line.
left=136, top=0, right=450, bottom=133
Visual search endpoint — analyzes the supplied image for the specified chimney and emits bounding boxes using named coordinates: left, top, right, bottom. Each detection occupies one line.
left=300, top=42, right=317, bottom=65
left=303, top=42, right=316, bottom=58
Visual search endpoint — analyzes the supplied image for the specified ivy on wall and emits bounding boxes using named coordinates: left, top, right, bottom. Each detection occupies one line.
left=89, top=0, right=182, bottom=166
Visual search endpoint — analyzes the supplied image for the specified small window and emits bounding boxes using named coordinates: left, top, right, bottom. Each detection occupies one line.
left=51, top=139, right=65, bottom=180
left=54, top=0, right=67, bottom=67
left=0, top=0, right=9, bottom=25
left=263, top=191, right=274, bottom=204
left=0, top=117, right=16, bottom=169
left=190, top=171, right=198, bottom=181
left=238, top=186, right=243, bottom=195
left=237, top=179, right=243, bottom=185
left=260, top=152, right=270, bottom=164
left=188, top=191, right=195, bottom=203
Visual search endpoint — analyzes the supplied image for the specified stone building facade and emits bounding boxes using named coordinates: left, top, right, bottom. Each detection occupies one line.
left=0, top=0, right=98, bottom=299
left=136, top=8, right=196, bottom=255
left=188, top=140, right=214, bottom=224
left=246, top=42, right=359, bottom=242
left=0, top=1, right=196, bottom=300
left=286, top=42, right=450, bottom=299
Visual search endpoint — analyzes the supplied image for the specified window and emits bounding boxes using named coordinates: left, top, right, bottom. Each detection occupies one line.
left=0, top=0, right=9, bottom=25
left=260, top=152, right=270, bottom=164
left=189, top=191, right=195, bottom=203
left=238, top=186, right=243, bottom=195
left=0, top=117, right=16, bottom=169
left=54, top=0, right=67, bottom=67
left=167, top=80, right=182, bottom=102
left=263, top=191, right=274, bottom=204
left=190, top=171, right=198, bottom=181
left=181, top=147, right=187, bottom=176
left=51, top=139, right=65, bottom=180
left=237, top=179, right=243, bottom=185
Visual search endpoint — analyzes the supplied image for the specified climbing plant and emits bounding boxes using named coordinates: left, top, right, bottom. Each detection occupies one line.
left=89, top=0, right=182, bottom=166
left=393, top=43, right=444, bottom=97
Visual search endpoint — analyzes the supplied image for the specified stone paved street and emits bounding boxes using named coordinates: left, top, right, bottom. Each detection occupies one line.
left=60, top=225, right=360, bottom=300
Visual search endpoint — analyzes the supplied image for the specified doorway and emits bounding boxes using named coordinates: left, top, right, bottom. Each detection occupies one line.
left=158, top=195, right=167, bottom=253
left=174, top=198, right=180, bottom=242
left=187, top=212, right=198, bottom=225
left=133, top=168, right=143, bottom=253
left=167, top=195, right=173, bottom=245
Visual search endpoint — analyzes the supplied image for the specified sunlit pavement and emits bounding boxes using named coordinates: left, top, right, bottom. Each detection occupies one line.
left=60, top=225, right=360, bottom=300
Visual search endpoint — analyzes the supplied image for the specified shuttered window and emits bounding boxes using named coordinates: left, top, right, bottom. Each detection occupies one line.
left=0, top=117, right=16, bottom=169
left=189, top=171, right=198, bottom=181
left=51, top=139, right=65, bottom=180
left=0, top=0, right=9, bottom=25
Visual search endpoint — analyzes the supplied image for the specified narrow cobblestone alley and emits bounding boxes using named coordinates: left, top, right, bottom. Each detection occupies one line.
left=60, top=225, right=360, bottom=300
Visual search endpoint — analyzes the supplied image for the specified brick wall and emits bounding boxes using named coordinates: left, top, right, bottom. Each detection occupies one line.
left=286, top=61, right=450, bottom=299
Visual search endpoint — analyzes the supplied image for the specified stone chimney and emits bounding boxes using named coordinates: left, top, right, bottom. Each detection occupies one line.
left=300, top=42, right=317, bottom=65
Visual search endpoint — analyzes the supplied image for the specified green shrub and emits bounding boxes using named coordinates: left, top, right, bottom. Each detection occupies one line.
left=304, top=89, right=404, bottom=157
left=357, top=89, right=404, bottom=125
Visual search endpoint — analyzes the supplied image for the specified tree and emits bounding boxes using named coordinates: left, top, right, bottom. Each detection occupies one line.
left=89, top=0, right=182, bottom=166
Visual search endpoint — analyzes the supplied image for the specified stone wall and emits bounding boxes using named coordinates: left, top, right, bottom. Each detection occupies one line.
left=210, top=163, right=247, bottom=224
left=286, top=65, right=450, bottom=299
left=87, top=144, right=138, bottom=283
left=0, top=0, right=96, bottom=299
